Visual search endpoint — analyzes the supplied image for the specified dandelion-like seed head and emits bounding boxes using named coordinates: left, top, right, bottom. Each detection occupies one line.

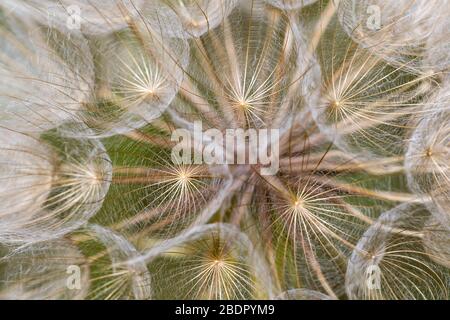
left=0, top=0, right=449, bottom=301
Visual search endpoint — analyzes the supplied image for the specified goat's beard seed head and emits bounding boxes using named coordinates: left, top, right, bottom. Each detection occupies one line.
left=0, top=127, right=112, bottom=244
left=0, top=128, right=54, bottom=223
left=0, top=0, right=449, bottom=300
left=275, top=288, right=334, bottom=300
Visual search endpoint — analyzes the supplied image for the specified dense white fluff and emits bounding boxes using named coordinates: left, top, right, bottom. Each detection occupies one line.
left=169, top=2, right=321, bottom=131
left=0, top=129, right=54, bottom=228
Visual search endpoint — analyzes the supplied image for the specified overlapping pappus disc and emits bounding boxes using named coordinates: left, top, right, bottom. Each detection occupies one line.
left=0, top=225, right=152, bottom=300
left=0, top=239, right=89, bottom=299
left=0, top=0, right=144, bottom=35
left=346, top=203, right=449, bottom=300
left=96, top=123, right=233, bottom=240
left=60, top=19, right=190, bottom=138
left=0, top=127, right=111, bottom=243
left=72, top=224, right=151, bottom=300
left=142, top=0, right=239, bottom=39
left=0, top=129, right=53, bottom=225
left=405, top=92, right=450, bottom=230
left=337, top=0, right=450, bottom=74
left=144, top=223, right=274, bottom=299
left=0, top=0, right=448, bottom=301
left=275, top=288, right=334, bottom=300
left=264, top=0, right=318, bottom=11
left=422, top=217, right=450, bottom=269
left=0, top=16, right=94, bottom=132
left=170, top=1, right=321, bottom=134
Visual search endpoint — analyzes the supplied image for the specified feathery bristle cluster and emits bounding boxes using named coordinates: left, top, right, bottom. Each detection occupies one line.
left=0, top=0, right=448, bottom=300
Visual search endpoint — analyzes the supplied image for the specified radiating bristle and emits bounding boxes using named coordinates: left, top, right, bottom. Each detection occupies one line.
left=144, top=223, right=274, bottom=299
left=0, top=127, right=112, bottom=243
left=0, top=16, right=94, bottom=132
